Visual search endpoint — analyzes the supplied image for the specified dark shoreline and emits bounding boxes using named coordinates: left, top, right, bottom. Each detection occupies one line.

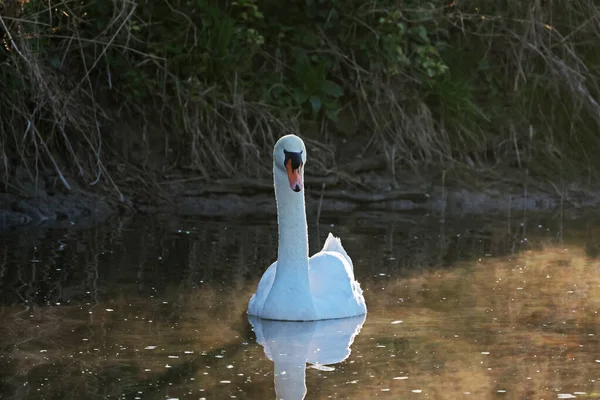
left=1, top=176, right=597, bottom=231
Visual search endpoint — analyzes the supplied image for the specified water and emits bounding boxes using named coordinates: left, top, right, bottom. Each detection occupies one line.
left=1, top=211, right=599, bottom=399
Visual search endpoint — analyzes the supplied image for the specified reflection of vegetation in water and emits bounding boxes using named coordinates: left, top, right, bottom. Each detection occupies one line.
left=0, top=218, right=281, bottom=399
left=1, top=215, right=600, bottom=399
left=0, top=253, right=276, bottom=400
left=357, top=245, right=600, bottom=399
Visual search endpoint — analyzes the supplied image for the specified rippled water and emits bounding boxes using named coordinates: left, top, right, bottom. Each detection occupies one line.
left=1, top=210, right=600, bottom=399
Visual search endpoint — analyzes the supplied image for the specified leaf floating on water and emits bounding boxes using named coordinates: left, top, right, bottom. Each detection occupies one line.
left=310, top=364, right=335, bottom=372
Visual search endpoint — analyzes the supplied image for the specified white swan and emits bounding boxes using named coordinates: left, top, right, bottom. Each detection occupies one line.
left=248, top=134, right=367, bottom=321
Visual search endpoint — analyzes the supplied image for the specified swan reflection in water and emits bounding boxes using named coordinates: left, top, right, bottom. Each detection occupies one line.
left=249, top=314, right=367, bottom=400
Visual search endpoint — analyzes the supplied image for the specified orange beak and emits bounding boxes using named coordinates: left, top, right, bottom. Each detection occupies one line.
left=286, top=159, right=303, bottom=192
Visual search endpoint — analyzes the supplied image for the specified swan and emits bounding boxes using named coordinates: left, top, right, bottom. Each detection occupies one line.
left=247, top=134, right=367, bottom=321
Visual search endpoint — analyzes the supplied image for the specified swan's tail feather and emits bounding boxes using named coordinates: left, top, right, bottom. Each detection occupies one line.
left=322, top=232, right=352, bottom=266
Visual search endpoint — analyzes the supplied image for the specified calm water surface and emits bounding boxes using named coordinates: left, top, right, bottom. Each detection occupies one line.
left=1, top=211, right=600, bottom=399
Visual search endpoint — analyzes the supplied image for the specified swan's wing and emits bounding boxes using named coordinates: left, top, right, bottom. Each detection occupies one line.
left=321, top=232, right=352, bottom=267
left=247, top=261, right=277, bottom=316
left=309, top=251, right=366, bottom=319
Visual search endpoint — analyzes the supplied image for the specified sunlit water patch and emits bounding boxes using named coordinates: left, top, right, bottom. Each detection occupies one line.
left=0, top=212, right=599, bottom=399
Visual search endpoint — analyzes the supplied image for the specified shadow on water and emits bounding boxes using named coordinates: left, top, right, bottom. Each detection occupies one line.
left=0, top=209, right=600, bottom=399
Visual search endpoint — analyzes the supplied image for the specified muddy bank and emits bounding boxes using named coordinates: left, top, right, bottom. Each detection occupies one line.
left=2, top=172, right=598, bottom=231
left=141, top=175, right=600, bottom=219
left=0, top=190, right=117, bottom=231
left=154, top=186, right=596, bottom=218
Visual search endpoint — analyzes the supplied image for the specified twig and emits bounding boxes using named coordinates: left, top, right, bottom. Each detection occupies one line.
left=316, top=183, right=326, bottom=226
left=0, top=14, right=30, bottom=66
left=34, top=126, right=72, bottom=191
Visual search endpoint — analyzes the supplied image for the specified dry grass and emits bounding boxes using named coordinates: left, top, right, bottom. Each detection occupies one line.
left=0, top=0, right=130, bottom=197
left=0, top=0, right=599, bottom=201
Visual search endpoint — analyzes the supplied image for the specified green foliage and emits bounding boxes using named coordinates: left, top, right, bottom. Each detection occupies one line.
left=35, top=0, right=450, bottom=124
left=2, top=0, right=600, bottom=186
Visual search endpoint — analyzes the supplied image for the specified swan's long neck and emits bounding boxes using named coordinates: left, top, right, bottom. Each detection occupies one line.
left=274, top=169, right=309, bottom=266
left=263, top=156, right=316, bottom=321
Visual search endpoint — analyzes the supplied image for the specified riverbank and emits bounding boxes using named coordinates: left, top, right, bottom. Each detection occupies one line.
left=2, top=1, right=600, bottom=224
left=2, top=1, right=600, bottom=231
left=0, top=190, right=116, bottom=230
left=1, top=166, right=597, bottom=231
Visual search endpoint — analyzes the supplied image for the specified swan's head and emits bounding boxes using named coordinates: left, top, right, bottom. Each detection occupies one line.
left=273, top=134, right=307, bottom=193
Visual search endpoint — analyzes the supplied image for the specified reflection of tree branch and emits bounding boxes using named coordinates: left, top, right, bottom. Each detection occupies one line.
left=0, top=247, right=6, bottom=287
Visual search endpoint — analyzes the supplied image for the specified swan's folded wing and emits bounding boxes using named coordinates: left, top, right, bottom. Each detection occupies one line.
left=308, top=251, right=365, bottom=319
left=321, top=232, right=352, bottom=267
left=247, top=261, right=277, bottom=316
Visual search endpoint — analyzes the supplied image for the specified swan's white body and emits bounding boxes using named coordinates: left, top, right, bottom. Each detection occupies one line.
left=248, top=134, right=367, bottom=321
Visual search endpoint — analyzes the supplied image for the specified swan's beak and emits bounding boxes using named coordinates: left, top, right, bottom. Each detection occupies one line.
left=286, top=159, right=303, bottom=192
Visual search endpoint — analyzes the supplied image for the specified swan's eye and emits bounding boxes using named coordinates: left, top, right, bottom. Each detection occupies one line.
left=283, top=150, right=303, bottom=170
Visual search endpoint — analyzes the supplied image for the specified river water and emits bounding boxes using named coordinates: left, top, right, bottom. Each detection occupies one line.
left=0, top=210, right=599, bottom=399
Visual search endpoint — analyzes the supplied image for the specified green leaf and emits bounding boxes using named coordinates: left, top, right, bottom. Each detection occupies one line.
left=293, top=88, right=309, bottom=105
left=396, top=22, right=406, bottom=34
left=50, top=58, right=61, bottom=69
left=322, top=99, right=339, bottom=110
left=413, top=25, right=429, bottom=44
left=326, top=108, right=340, bottom=121
left=310, top=95, right=322, bottom=114
left=321, top=80, right=343, bottom=98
